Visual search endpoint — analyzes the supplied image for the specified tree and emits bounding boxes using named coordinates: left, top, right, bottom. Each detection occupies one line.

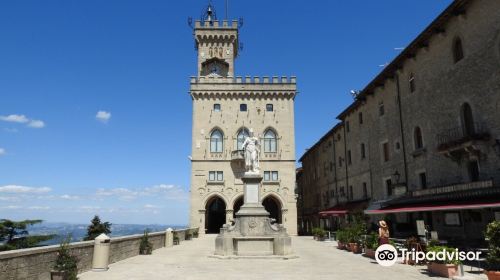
left=0, top=219, right=55, bottom=251
left=83, top=215, right=111, bottom=241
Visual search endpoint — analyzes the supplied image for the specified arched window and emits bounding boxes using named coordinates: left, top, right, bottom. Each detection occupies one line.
left=210, top=129, right=223, bottom=153
left=453, top=37, right=464, bottom=63
left=409, top=73, right=416, bottom=93
left=236, top=128, right=249, bottom=150
left=414, top=127, right=424, bottom=149
left=263, top=129, right=277, bottom=153
left=461, top=103, right=475, bottom=136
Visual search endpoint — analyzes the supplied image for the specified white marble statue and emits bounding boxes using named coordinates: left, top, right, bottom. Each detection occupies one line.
left=242, top=129, right=260, bottom=174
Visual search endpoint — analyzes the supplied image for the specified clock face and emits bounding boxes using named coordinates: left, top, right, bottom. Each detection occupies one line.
left=211, top=63, right=220, bottom=74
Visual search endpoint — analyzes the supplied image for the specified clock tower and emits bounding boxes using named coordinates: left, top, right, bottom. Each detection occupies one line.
left=188, top=4, right=298, bottom=236
left=194, top=5, right=239, bottom=77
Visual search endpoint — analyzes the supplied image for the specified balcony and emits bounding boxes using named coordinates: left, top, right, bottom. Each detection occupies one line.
left=410, top=179, right=494, bottom=197
left=436, top=122, right=490, bottom=152
left=231, top=150, right=244, bottom=161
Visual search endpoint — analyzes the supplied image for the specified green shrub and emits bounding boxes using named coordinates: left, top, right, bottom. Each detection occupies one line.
left=364, top=232, right=379, bottom=250
left=336, top=229, right=348, bottom=243
left=53, top=237, right=78, bottom=280
left=485, top=221, right=500, bottom=271
left=312, top=227, right=326, bottom=238
left=427, top=245, right=461, bottom=265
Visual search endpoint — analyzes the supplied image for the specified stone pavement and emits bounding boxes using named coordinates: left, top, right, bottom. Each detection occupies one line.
left=79, top=235, right=487, bottom=280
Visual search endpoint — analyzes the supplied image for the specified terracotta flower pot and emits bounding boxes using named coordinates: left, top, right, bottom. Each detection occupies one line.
left=485, top=270, right=500, bottom=280
left=350, top=243, right=362, bottom=254
left=364, top=248, right=375, bottom=259
left=427, top=262, right=459, bottom=279
left=337, top=242, right=344, bottom=250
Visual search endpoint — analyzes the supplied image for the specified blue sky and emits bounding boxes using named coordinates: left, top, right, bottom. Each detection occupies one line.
left=0, top=0, right=452, bottom=225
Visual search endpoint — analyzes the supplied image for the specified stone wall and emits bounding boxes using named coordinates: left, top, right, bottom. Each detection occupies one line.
left=0, top=228, right=197, bottom=280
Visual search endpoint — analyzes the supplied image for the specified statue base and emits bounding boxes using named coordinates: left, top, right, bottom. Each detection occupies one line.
left=213, top=174, right=296, bottom=259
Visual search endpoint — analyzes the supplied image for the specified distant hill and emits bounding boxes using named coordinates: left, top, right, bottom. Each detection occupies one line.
left=28, top=222, right=187, bottom=245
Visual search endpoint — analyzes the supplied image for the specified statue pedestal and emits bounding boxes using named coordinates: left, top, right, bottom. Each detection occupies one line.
left=213, top=173, right=296, bottom=259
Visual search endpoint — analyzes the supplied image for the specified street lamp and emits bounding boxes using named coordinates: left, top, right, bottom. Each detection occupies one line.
left=392, top=170, right=401, bottom=185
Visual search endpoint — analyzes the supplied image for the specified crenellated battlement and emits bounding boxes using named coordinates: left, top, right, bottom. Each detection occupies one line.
left=190, top=75, right=297, bottom=85
left=195, top=20, right=239, bottom=29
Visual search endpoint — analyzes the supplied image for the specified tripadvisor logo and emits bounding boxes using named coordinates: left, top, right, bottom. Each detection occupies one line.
left=375, top=244, right=482, bottom=267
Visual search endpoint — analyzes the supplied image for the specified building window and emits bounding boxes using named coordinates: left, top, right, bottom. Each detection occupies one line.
left=236, top=128, right=250, bottom=150
left=359, top=112, right=363, bottom=124
left=337, top=134, right=341, bottom=141
left=263, top=129, right=277, bottom=153
left=379, top=102, right=385, bottom=116
left=209, top=171, right=223, bottom=181
left=361, top=143, right=366, bottom=159
left=346, top=121, right=350, bottom=132
left=414, top=127, right=424, bottom=149
left=240, top=104, right=247, bottom=112
left=213, top=104, right=221, bottom=112
left=338, top=157, right=342, bottom=167
left=453, top=37, right=464, bottom=63
left=382, top=142, right=390, bottom=162
left=444, top=212, right=462, bottom=226
left=210, top=129, right=223, bottom=153
left=419, top=172, right=427, bottom=189
left=395, top=142, right=401, bottom=150
left=461, top=103, right=475, bottom=136
left=362, top=182, right=368, bottom=198
left=266, top=104, right=273, bottom=112
left=468, top=160, right=480, bottom=182
left=264, top=171, right=279, bottom=181
left=347, top=150, right=352, bottom=165
left=386, top=179, right=392, bottom=196
left=409, top=73, right=416, bottom=93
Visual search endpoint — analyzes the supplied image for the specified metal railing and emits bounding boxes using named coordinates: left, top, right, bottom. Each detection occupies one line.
left=436, top=122, right=490, bottom=150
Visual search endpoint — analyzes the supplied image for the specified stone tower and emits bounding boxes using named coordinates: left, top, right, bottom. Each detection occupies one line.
left=189, top=4, right=298, bottom=235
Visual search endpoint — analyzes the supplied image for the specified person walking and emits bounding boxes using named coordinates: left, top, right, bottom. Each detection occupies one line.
left=378, top=220, right=390, bottom=245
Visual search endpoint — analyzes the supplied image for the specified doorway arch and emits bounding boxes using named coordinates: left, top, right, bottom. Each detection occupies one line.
left=232, top=195, right=244, bottom=219
left=262, top=195, right=282, bottom=224
left=205, top=195, right=226, bottom=234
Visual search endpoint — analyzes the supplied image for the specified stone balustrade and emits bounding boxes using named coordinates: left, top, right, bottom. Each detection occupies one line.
left=0, top=228, right=198, bottom=280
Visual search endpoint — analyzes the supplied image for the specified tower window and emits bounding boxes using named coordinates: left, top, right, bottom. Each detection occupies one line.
left=359, top=112, right=363, bottom=124
left=210, top=129, right=224, bottom=153
left=361, top=143, right=366, bottom=159
left=346, top=121, right=350, bottom=132
left=213, top=104, right=221, bottom=112
left=382, top=142, right=390, bottom=162
left=266, top=104, right=273, bottom=112
left=263, top=129, right=277, bottom=153
left=409, top=73, right=416, bottom=93
left=419, top=172, right=427, bottom=189
left=453, top=37, right=464, bottom=63
left=347, top=150, right=352, bottom=165
left=240, top=104, right=247, bottom=112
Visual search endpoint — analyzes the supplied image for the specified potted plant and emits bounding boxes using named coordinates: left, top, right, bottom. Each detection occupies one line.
left=51, top=237, right=78, bottom=280
left=336, top=229, right=347, bottom=250
left=426, top=245, right=460, bottom=278
left=485, top=221, right=500, bottom=280
left=347, top=222, right=366, bottom=254
left=364, top=232, right=378, bottom=259
left=311, top=227, right=326, bottom=241
left=404, top=236, right=420, bottom=265
left=139, top=230, right=153, bottom=255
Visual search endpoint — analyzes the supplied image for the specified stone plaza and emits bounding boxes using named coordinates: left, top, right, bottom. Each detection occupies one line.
left=78, top=235, right=487, bottom=280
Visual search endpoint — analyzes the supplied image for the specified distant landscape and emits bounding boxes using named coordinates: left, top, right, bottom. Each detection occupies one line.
left=28, top=222, right=187, bottom=246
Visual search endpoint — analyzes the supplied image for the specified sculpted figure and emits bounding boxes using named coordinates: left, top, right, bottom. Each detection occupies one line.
left=242, top=129, right=260, bottom=173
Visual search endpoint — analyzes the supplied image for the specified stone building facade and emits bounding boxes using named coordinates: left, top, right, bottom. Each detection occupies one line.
left=188, top=10, right=298, bottom=235
left=298, top=0, right=500, bottom=243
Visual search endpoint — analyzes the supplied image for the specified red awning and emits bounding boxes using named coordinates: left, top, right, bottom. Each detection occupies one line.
left=365, top=200, right=500, bottom=215
left=319, top=201, right=368, bottom=217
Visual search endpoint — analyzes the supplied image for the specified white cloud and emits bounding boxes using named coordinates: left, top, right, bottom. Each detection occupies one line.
left=0, top=114, right=45, bottom=129
left=94, top=184, right=188, bottom=202
left=96, top=111, right=111, bottom=123
left=0, top=148, right=5, bottom=156
left=0, top=185, right=52, bottom=193
left=0, top=114, right=29, bottom=123
left=27, top=120, right=45, bottom=128
left=28, top=206, right=50, bottom=210
left=1, top=205, right=21, bottom=210
left=60, top=194, right=80, bottom=200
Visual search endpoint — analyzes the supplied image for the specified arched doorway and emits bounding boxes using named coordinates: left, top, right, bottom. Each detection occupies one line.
left=205, top=196, right=226, bottom=234
left=461, top=103, right=475, bottom=136
left=263, top=195, right=282, bottom=224
left=233, top=196, right=244, bottom=219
